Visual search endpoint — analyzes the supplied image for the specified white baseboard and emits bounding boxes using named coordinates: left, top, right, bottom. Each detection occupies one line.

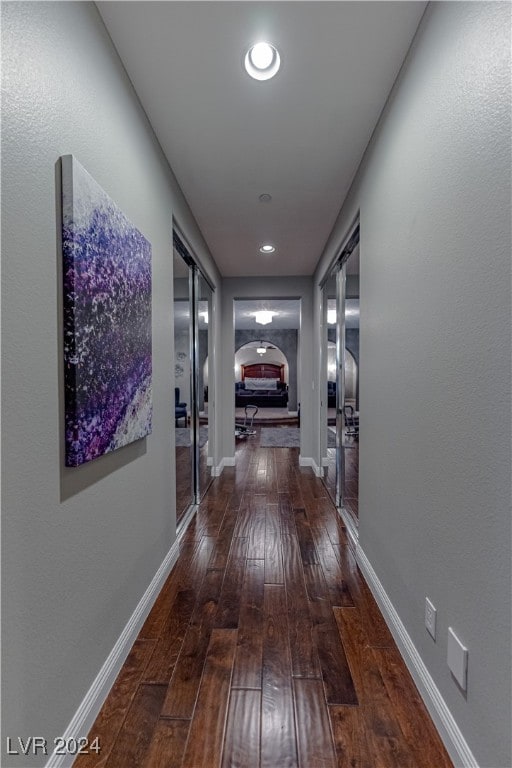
left=213, top=456, right=236, bottom=476
left=337, top=504, right=359, bottom=549
left=356, top=545, right=479, bottom=768
left=176, top=503, right=198, bottom=539
left=288, top=410, right=298, bottom=416
left=298, top=456, right=324, bottom=477
left=45, top=538, right=182, bottom=768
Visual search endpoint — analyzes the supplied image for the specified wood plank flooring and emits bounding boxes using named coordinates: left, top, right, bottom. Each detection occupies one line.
left=75, top=436, right=453, bottom=768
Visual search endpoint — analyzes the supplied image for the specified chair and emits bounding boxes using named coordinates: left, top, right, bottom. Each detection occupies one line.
left=235, top=404, right=258, bottom=438
left=175, top=387, right=187, bottom=427
left=343, top=404, right=359, bottom=438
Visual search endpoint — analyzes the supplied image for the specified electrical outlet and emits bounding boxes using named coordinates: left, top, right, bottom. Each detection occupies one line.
left=447, top=627, right=468, bottom=690
left=425, top=597, right=437, bottom=639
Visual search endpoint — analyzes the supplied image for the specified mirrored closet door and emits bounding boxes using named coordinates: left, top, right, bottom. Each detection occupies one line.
left=173, top=231, right=214, bottom=528
left=173, top=245, right=194, bottom=525
left=321, top=224, right=360, bottom=524
left=197, top=272, right=213, bottom=499
left=323, top=269, right=338, bottom=503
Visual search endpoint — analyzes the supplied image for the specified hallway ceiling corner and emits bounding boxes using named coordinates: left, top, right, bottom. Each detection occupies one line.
left=97, top=1, right=426, bottom=278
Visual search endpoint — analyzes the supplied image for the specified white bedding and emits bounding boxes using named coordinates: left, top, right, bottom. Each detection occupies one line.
left=244, top=377, right=278, bottom=390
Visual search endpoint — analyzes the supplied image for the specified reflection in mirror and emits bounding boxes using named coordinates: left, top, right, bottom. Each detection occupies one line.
left=173, top=247, right=193, bottom=525
left=197, top=273, right=213, bottom=499
left=324, top=272, right=337, bottom=504
left=342, top=246, right=360, bottom=520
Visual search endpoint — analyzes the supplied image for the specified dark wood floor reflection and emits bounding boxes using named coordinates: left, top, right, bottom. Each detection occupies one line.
left=324, top=433, right=359, bottom=521
left=175, top=433, right=211, bottom=527
left=75, top=434, right=452, bottom=768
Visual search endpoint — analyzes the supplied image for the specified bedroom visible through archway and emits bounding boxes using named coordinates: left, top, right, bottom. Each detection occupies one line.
left=234, top=299, right=300, bottom=448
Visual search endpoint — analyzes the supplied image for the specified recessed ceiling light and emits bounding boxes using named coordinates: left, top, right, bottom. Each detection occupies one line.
left=259, top=193, right=272, bottom=203
left=244, top=41, right=281, bottom=81
left=259, top=244, right=275, bottom=254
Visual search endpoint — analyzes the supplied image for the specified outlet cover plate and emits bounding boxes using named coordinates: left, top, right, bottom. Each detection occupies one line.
left=447, top=627, right=468, bottom=690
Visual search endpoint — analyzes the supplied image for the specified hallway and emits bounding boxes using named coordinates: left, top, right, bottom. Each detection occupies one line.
left=75, top=440, right=452, bottom=768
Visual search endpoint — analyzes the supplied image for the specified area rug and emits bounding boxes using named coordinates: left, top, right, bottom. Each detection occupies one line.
left=260, top=427, right=337, bottom=448
left=175, top=425, right=208, bottom=448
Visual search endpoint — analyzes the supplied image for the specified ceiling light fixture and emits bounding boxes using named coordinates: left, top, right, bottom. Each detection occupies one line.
left=259, top=193, right=272, bottom=203
left=244, top=41, right=281, bottom=81
left=257, top=345, right=266, bottom=355
left=254, top=310, right=275, bottom=325
left=259, top=244, right=275, bottom=254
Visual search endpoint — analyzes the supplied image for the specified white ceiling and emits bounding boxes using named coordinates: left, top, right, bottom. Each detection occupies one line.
left=98, top=1, right=426, bottom=278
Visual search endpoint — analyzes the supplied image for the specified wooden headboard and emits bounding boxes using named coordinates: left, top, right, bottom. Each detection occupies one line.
left=242, top=363, right=284, bottom=382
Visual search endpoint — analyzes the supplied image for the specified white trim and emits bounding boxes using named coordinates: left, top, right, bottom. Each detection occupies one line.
left=176, top=503, right=198, bottom=540
left=45, top=539, right=182, bottom=768
left=287, top=410, right=298, bottom=416
left=213, top=456, right=236, bottom=476
left=356, top=545, right=479, bottom=768
left=299, top=456, right=324, bottom=477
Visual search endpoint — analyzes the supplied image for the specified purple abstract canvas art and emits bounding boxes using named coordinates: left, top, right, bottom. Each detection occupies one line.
left=61, top=155, right=152, bottom=466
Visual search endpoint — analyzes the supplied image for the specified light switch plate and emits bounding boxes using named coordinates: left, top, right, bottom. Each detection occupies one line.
left=425, top=597, right=437, bottom=639
left=447, top=627, right=468, bottom=690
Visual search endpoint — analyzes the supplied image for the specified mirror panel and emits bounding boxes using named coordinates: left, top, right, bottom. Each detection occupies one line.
left=321, top=231, right=360, bottom=522
left=173, top=247, right=194, bottom=525
left=342, top=247, right=360, bottom=521
left=323, top=271, right=337, bottom=504
left=197, top=273, right=213, bottom=499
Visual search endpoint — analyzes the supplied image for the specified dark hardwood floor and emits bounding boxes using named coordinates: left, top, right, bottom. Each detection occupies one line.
left=75, top=432, right=452, bottom=768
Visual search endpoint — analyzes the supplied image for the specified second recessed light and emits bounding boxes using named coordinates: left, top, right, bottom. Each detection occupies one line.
left=260, top=244, right=275, bottom=253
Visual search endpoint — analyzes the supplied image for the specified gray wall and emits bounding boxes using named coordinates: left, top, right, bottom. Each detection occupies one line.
left=235, top=329, right=298, bottom=410
left=314, top=3, right=511, bottom=767
left=1, top=3, right=220, bottom=765
left=221, top=277, right=313, bottom=461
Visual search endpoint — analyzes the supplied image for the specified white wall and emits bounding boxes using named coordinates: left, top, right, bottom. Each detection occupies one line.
left=314, top=3, right=511, bottom=766
left=1, top=3, right=220, bottom=765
